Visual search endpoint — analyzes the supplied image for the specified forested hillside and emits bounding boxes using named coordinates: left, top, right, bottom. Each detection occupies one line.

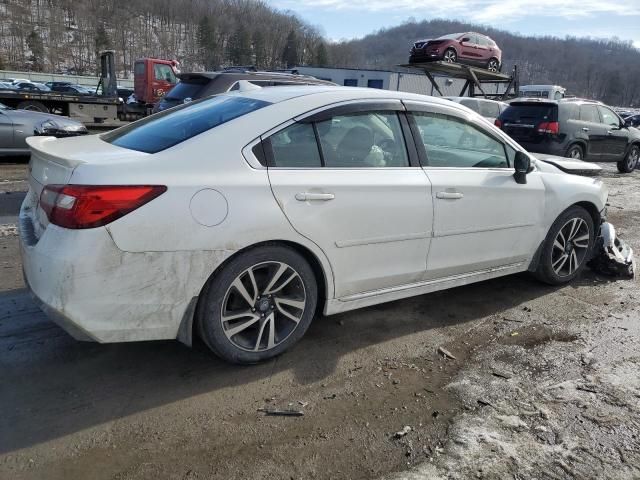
left=327, top=19, right=640, bottom=106
left=0, top=0, right=328, bottom=78
left=1, top=3, right=638, bottom=105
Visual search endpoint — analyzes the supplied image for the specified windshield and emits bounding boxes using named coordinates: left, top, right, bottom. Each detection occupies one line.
left=437, top=33, right=464, bottom=40
left=103, top=95, right=270, bottom=153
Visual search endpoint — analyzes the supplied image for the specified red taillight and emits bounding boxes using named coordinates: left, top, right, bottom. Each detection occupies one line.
left=537, top=121, right=559, bottom=135
left=39, top=185, right=167, bottom=229
left=494, top=119, right=503, bottom=128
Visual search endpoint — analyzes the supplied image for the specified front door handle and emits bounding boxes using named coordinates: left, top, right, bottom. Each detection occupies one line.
left=607, top=130, right=614, bottom=135
left=436, top=191, right=464, bottom=200
left=295, top=192, right=335, bottom=202
left=582, top=127, right=589, bottom=132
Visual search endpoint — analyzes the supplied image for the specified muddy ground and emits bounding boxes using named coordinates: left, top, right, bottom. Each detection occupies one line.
left=0, top=159, right=638, bottom=480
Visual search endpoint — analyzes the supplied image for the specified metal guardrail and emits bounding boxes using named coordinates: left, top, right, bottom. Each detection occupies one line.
left=0, top=70, right=134, bottom=89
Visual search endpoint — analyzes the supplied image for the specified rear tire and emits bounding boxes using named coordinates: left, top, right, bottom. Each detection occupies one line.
left=197, top=245, right=318, bottom=364
left=487, top=58, right=500, bottom=72
left=535, top=206, right=594, bottom=285
left=617, top=144, right=639, bottom=173
left=16, top=100, right=48, bottom=113
left=565, top=144, right=584, bottom=160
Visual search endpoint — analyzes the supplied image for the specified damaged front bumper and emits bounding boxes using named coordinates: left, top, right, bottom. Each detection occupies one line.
left=588, top=222, right=636, bottom=278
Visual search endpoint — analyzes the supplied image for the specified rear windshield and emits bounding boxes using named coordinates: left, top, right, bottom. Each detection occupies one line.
left=103, top=95, right=270, bottom=153
left=499, top=103, right=558, bottom=124
left=164, top=79, right=208, bottom=101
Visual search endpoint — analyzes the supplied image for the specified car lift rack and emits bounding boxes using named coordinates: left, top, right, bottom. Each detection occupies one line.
left=398, top=61, right=519, bottom=100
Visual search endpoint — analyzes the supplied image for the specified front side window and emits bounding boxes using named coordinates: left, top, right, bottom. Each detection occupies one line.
left=412, top=112, right=508, bottom=168
left=316, top=112, right=409, bottom=168
left=103, top=95, right=270, bottom=153
left=597, top=106, right=620, bottom=127
left=580, top=105, right=600, bottom=123
left=154, top=64, right=177, bottom=83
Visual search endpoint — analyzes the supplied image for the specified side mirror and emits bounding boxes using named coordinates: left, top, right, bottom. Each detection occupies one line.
left=514, top=151, right=530, bottom=184
left=461, top=37, right=470, bottom=43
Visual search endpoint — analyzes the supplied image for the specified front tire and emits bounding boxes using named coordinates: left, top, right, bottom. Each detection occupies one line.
left=535, top=206, right=594, bottom=285
left=443, top=48, right=457, bottom=63
left=617, top=145, right=639, bottom=173
left=197, top=245, right=318, bottom=364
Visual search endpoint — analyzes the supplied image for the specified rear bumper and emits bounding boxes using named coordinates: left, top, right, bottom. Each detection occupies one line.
left=19, top=207, right=230, bottom=343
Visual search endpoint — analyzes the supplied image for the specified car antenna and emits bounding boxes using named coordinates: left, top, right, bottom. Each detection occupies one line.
left=237, top=80, right=262, bottom=92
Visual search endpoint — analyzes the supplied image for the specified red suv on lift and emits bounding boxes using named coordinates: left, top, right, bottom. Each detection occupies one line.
left=409, top=32, right=502, bottom=72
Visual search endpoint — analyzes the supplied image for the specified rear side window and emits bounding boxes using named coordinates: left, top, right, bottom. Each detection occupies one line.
left=580, top=105, right=600, bottom=123
left=459, top=99, right=479, bottom=113
left=478, top=101, right=500, bottom=118
left=268, top=123, right=322, bottom=168
left=499, top=104, right=558, bottom=124
left=103, top=95, right=270, bottom=153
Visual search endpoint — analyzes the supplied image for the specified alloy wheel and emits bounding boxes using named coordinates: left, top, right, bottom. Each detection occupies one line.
left=487, top=59, right=499, bottom=72
left=220, top=261, right=306, bottom=352
left=627, top=147, right=639, bottom=170
left=568, top=147, right=583, bottom=159
left=551, top=218, right=590, bottom=277
left=444, top=50, right=457, bottom=63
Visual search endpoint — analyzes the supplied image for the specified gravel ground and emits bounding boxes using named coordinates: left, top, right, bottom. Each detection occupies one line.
left=0, top=162, right=638, bottom=480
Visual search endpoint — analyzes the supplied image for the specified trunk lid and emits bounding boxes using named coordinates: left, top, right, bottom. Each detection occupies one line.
left=499, top=102, right=558, bottom=144
left=24, top=135, right=148, bottom=238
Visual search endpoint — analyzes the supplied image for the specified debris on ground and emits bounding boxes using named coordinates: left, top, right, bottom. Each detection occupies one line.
left=437, top=347, right=456, bottom=360
left=588, top=222, right=636, bottom=278
left=257, top=408, right=304, bottom=417
left=394, top=426, right=412, bottom=439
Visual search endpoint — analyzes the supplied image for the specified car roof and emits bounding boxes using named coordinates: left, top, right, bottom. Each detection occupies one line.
left=227, top=85, right=466, bottom=109
left=178, top=71, right=334, bottom=85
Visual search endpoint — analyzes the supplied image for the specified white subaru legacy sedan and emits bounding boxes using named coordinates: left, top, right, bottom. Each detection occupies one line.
left=20, top=85, right=607, bottom=363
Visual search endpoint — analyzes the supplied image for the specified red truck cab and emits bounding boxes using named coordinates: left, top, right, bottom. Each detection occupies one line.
left=133, top=58, right=179, bottom=105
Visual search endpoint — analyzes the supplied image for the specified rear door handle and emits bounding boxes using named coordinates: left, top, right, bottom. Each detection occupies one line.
left=436, top=191, right=464, bottom=200
left=295, top=192, right=335, bottom=201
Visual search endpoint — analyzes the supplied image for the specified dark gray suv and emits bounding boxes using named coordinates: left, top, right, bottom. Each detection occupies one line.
left=496, top=98, right=640, bottom=173
left=154, top=70, right=335, bottom=113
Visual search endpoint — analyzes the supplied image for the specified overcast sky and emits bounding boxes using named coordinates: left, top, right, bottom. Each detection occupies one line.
left=266, top=0, right=640, bottom=47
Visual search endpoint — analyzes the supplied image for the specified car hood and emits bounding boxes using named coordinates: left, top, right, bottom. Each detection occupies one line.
left=532, top=153, right=602, bottom=177
left=6, top=109, right=84, bottom=127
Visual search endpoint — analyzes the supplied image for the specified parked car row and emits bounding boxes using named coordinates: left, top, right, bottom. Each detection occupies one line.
left=0, top=79, right=95, bottom=94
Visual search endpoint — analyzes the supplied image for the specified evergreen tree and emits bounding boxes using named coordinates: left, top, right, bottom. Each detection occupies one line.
left=228, top=24, right=252, bottom=66
left=95, top=23, right=111, bottom=54
left=197, top=16, right=219, bottom=69
left=252, top=30, right=266, bottom=68
left=26, top=30, right=45, bottom=70
left=282, top=30, right=299, bottom=68
left=314, top=42, right=329, bottom=67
